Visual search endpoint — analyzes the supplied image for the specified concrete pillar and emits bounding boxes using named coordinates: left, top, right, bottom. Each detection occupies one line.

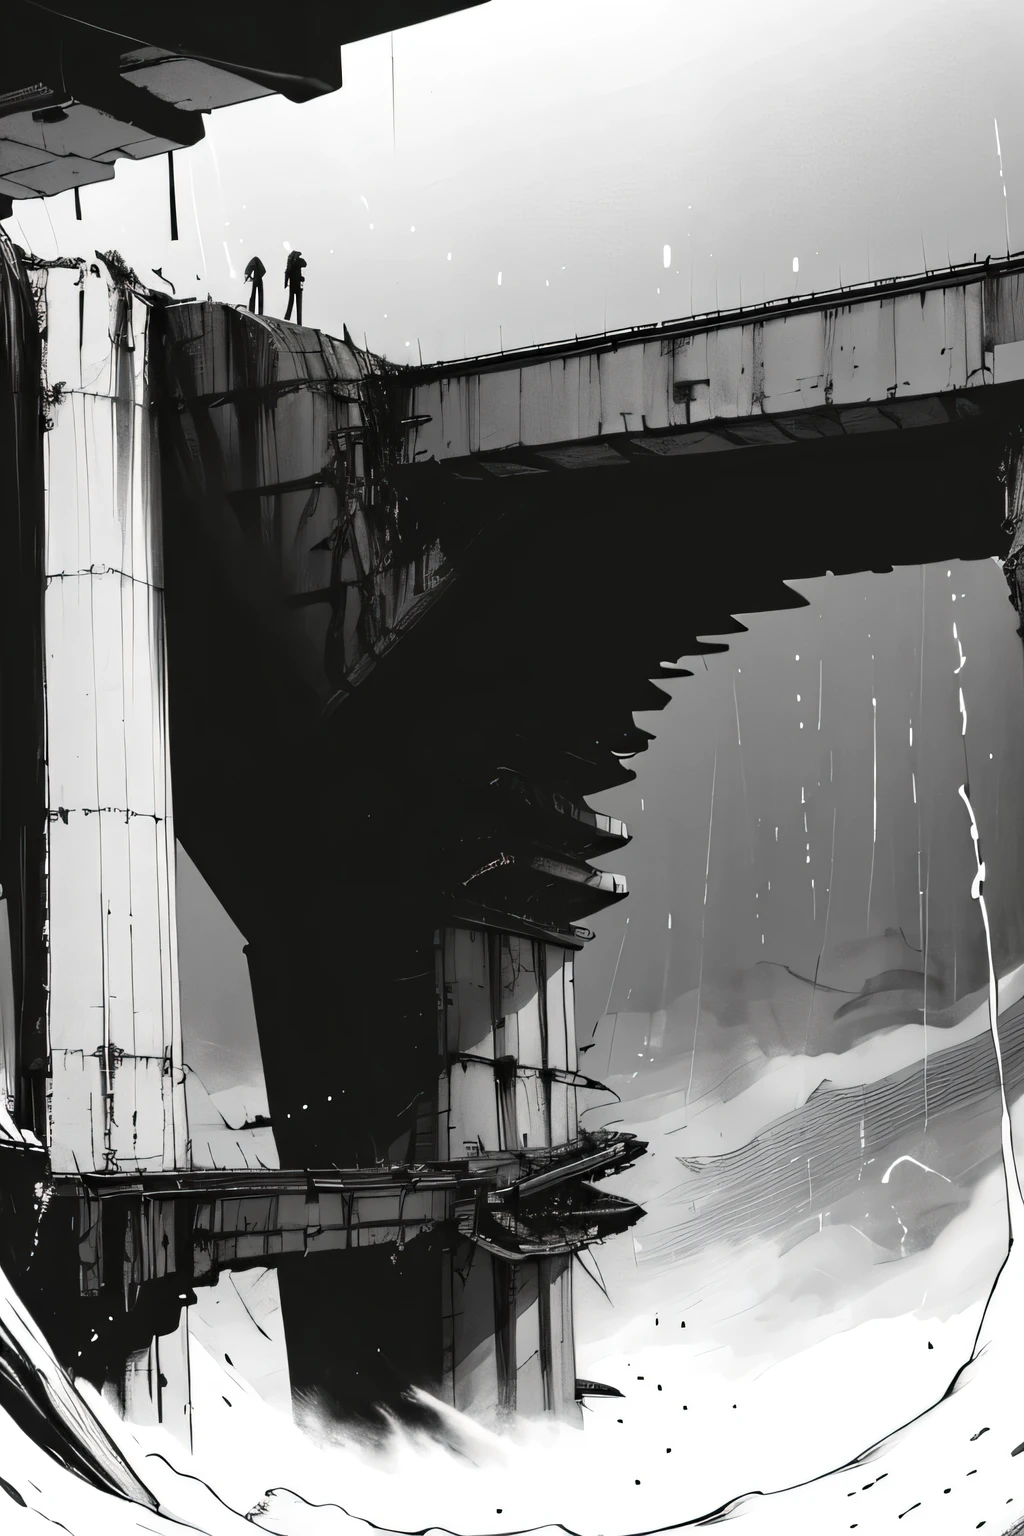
left=436, top=925, right=580, bottom=1158
left=437, top=924, right=585, bottom=1422
left=37, top=260, right=187, bottom=1174
left=0, top=231, right=48, bottom=1142
left=122, top=1308, right=193, bottom=1450
left=444, top=1246, right=581, bottom=1424
left=443, top=1243, right=504, bottom=1419
left=544, top=1254, right=582, bottom=1423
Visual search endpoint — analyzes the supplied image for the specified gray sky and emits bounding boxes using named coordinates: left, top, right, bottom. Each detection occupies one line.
left=576, top=560, right=1024, bottom=1040
left=176, top=845, right=260, bottom=1096
left=7, top=0, right=1024, bottom=360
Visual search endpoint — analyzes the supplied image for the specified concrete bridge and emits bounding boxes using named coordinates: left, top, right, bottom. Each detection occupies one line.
left=2, top=0, right=1024, bottom=1502
left=404, top=255, right=1024, bottom=465
left=3, top=233, right=1024, bottom=1461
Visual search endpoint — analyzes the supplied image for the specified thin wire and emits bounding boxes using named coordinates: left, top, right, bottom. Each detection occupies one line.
left=595, top=919, right=629, bottom=1037
left=390, top=34, right=396, bottom=151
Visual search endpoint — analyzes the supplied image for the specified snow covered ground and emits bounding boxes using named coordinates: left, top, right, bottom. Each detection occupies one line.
left=4, top=1204, right=1024, bottom=1536
left=4, top=977, right=1024, bottom=1533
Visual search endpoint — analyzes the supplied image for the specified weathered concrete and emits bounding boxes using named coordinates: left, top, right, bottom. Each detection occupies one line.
left=404, top=256, right=1024, bottom=473
left=0, top=230, right=47, bottom=1144
left=33, top=257, right=187, bottom=1176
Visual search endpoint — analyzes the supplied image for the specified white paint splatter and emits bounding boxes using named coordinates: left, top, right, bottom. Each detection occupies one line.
left=995, top=117, right=1013, bottom=254
left=881, top=1155, right=951, bottom=1185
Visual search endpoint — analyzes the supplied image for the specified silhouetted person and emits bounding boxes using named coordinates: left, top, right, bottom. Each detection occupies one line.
left=284, top=250, right=306, bottom=323
left=245, top=255, right=265, bottom=314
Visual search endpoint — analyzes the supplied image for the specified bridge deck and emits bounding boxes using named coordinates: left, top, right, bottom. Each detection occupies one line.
left=403, top=253, right=1024, bottom=474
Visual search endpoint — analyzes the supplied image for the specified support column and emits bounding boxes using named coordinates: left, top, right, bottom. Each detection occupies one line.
left=437, top=924, right=587, bottom=1424
left=0, top=231, right=47, bottom=1141
left=445, top=1247, right=582, bottom=1424
left=436, top=925, right=581, bottom=1160
left=38, top=257, right=187, bottom=1176
left=122, top=1309, right=193, bottom=1450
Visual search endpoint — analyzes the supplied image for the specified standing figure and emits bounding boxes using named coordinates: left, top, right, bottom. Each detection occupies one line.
left=284, top=250, right=307, bottom=323
left=244, top=255, right=266, bottom=314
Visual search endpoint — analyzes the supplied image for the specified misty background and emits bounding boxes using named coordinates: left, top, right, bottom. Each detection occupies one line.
left=577, top=559, right=1024, bottom=1046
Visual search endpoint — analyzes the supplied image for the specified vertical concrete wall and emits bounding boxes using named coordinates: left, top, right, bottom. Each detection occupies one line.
left=544, top=1254, right=579, bottom=1421
left=443, top=1244, right=501, bottom=1417
left=510, top=1257, right=579, bottom=1421
left=436, top=926, right=579, bottom=1158
left=155, top=303, right=451, bottom=705
left=437, top=923, right=583, bottom=1423
left=122, top=1312, right=193, bottom=1450
left=444, top=1246, right=580, bottom=1423
left=0, top=232, right=48, bottom=1142
left=38, top=263, right=187, bottom=1174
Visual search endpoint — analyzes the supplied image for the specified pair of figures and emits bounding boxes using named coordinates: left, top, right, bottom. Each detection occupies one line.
left=243, top=251, right=306, bottom=322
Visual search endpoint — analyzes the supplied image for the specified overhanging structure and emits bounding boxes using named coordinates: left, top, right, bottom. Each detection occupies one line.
left=1, top=0, right=486, bottom=208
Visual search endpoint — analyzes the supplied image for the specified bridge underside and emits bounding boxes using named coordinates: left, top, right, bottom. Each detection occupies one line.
left=162, top=376, right=1016, bottom=1154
